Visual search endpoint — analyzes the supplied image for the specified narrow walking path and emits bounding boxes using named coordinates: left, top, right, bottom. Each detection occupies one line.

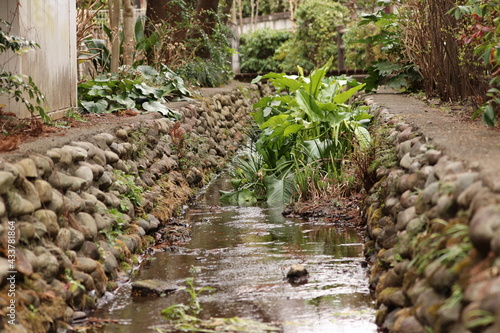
left=368, top=88, right=500, bottom=191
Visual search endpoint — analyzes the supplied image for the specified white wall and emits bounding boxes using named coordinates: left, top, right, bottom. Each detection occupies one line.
left=0, top=0, right=77, bottom=118
left=231, top=12, right=293, bottom=74
left=237, top=12, right=293, bottom=35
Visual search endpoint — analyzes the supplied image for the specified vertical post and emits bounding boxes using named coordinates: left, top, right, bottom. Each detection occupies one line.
left=336, top=25, right=346, bottom=71
left=231, top=27, right=240, bottom=74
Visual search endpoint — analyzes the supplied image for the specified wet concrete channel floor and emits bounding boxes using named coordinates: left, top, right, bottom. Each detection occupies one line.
left=90, top=174, right=376, bottom=332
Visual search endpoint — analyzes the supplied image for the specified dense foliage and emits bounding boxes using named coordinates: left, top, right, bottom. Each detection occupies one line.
left=78, top=65, right=190, bottom=119
left=239, top=30, right=291, bottom=73
left=450, top=0, right=500, bottom=126
left=356, top=8, right=422, bottom=92
left=142, top=0, right=233, bottom=87
left=358, top=0, right=499, bottom=126
left=79, top=0, right=233, bottom=90
left=275, top=0, right=349, bottom=72
left=221, top=60, right=371, bottom=204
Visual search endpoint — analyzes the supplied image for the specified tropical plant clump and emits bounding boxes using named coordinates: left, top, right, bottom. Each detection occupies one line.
left=78, top=0, right=233, bottom=90
left=221, top=59, right=372, bottom=205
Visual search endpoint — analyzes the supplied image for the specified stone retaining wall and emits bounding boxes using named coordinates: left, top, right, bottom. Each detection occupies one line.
left=365, top=99, right=500, bottom=333
left=0, top=85, right=262, bottom=332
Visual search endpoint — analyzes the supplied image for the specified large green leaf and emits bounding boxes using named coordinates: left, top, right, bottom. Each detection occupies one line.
left=304, top=57, right=332, bottom=98
left=110, top=94, right=136, bottom=109
left=295, top=90, right=324, bottom=122
left=134, top=82, right=164, bottom=99
left=80, top=99, right=108, bottom=113
left=142, top=101, right=181, bottom=120
left=87, top=85, right=109, bottom=98
left=317, top=80, right=342, bottom=103
left=137, top=65, right=159, bottom=80
left=333, top=83, right=366, bottom=104
left=261, top=114, right=290, bottom=129
left=385, top=74, right=410, bottom=91
left=219, top=189, right=257, bottom=205
left=482, top=104, right=497, bottom=127
left=283, top=124, right=304, bottom=136
left=373, top=61, right=401, bottom=76
left=264, top=174, right=296, bottom=204
left=118, top=79, right=137, bottom=92
left=354, top=125, right=371, bottom=149
left=134, top=17, right=144, bottom=39
left=255, top=72, right=302, bottom=92
left=303, top=139, right=335, bottom=162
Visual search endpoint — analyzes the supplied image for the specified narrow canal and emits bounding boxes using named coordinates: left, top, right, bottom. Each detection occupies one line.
left=91, top=174, right=376, bottom=332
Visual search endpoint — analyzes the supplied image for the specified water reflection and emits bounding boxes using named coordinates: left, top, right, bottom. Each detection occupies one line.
left=91, top=175, right=376, bottom=332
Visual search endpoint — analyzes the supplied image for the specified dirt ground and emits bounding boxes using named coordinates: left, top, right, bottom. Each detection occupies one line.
left=0, top=82, right=248, bottom=157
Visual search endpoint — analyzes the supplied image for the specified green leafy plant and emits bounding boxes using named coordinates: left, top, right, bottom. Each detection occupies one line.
left=449, top=0, right=500, bottom=127
left=113, top=170, right=143, bottom=210
left=80, top=15, right=155, bottom=74
left=100, top=208, right=126, bottom=243
left=356, top=4, right=422, bottom=92
left=78, top=65, right=189, bottom=118
left=161, top=278, right=213, bottom=320
left=464, top=309, right=495, bottom=329
left=409, top=220, right=473, bottom=275
left=64, top=268, right=86, bottom=293
left=0, top=19, right=49, bottom=122
left=240, top=30, right=291, bottom=73
left=178, top=58, right=232, bottom=88
left=221, top=59, right=371, bottom=204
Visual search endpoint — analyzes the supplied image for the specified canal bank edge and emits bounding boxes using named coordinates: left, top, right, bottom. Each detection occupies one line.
left=0, top=84, right=263, bottom=332
left=364, top=97, right=500, bottom=333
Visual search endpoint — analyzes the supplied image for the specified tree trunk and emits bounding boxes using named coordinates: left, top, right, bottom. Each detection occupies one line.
left=250, top=0, right=255, bottom=32
left=236, top=0, right=243, bottom=35
left=196, top=0, right=220, bottom=37
left=146, top=0, right=185, bottom=40
left=288, top=0, right=299, bottom=30
left=194, top=0, right=220, bottom=58
left=122, top=0, right=135, bottom=66
left=220, top=0, right=233, bottom=24
left=109, top=0, right=121, bottom=73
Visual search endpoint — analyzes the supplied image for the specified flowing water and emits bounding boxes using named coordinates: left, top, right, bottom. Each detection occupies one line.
left=91, top=175, right=376, bottom=332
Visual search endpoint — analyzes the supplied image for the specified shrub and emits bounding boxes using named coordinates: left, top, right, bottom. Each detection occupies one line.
left=450, top=0, right=500, bottom=126
left=221, top=59, right=371, bottom=205
left=240, top=29, right=291, bottom=73
left=344, top=22, right=382, bottom=69
left=356, top=7, right=422, bottom=92
left=275, top=0, right=349, bottom=72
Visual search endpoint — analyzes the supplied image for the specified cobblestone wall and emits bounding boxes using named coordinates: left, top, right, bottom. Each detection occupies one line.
left=365, top=98, right=500, bottom=333
left=0, top=85, right=261, bottom=332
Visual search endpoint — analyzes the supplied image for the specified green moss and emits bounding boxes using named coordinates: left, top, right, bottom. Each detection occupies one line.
left=131, top=254, right=140, bottom=265
left=107, top=281, right=118, bottom=291
left=143, top=235, right=155, bottom=246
